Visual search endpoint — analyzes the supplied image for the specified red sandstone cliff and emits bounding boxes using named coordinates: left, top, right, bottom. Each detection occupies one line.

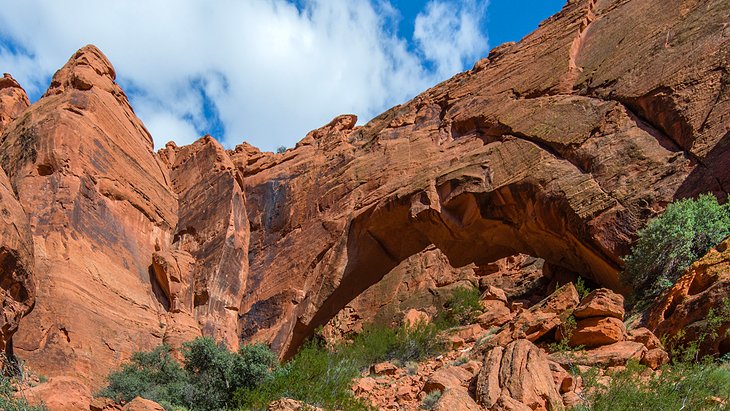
left=0, top=0, right=727, bottom=401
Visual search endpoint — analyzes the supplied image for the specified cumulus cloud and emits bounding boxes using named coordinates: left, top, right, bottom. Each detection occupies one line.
left=0, top=0, right=488, bottom=151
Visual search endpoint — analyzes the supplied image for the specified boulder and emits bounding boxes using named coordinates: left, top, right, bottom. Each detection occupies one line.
left=477, top=300, right=512, bottom=328
left=268, top=398, right=322, bottom=411
left=24, top=376, right=92, bottom=411
left=122, top=398, right=165, bottom=411
left=423, top=365, right=472, bottom=393
left=371, top=361, right=398, bottom=376
left=481, top=285, right=509, bottom=304
left=485, top=283, right=580, bottom=348
left=628, top=327, right=663, bottom=350
left=548, top=361, right=575, bottom=394
left=89, top=397, right=121, bottom=411
left=561, top=316, right=627, bottom=347
left=640, top=348, right=670, bottom=370
left=573, top=288, right=625, bottom=320
left=433, top=388, right=481, bottom=411
left=403, top=308, right=430, bottom=327
left=550, top=341, right=647, bottom=368
left=476, top=339, right=563, bottom=410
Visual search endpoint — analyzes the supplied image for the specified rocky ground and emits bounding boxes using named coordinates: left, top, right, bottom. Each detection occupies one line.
left=346, top=285, right=665, bottom=410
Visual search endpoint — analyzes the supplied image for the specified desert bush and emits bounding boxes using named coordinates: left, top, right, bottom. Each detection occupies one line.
left=236, top=321, right=447, bottom=410
left=420, top=390, right=442, bottom=410
left=575, top=276, right=591, bottom=300
left=182, top=338, right=277, bottom=410
left=0, top=372, right=47, bottom=411
left=97, top=344, right=188, bottom=406
left=574, top=359, right=730, bottom=411
left=623, top=193, right=730, bottom=299
left=98, top=338, right=276, bottom=411
left=440, top=285, right=483, bottom=326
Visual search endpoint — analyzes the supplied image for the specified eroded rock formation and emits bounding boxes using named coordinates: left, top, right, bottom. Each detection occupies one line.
left=0, top=46, right=249, bottom=388
left=237, top=0, right=730, bottom=358
left=647, top=236, right=730, bottom=357
left=0, top=0, right=726, bottom=402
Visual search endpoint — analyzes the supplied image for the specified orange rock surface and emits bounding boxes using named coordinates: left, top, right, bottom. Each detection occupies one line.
left=236, top=0, right=730, bottom=357
left=647, top=236, right=730, bottom=357
left=0, top=0, right=726, bottom=404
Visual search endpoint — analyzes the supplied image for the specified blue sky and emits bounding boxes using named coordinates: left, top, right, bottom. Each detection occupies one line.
left=0, top=1, right=564, bottom=151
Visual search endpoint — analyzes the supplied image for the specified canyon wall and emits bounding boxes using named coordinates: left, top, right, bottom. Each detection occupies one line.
left=0, top=0, right=727, bottom=390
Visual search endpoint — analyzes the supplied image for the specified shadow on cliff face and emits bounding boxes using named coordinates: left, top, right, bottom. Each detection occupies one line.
left=280, top=180, right=621, bottom=358
left=676, top=131, right=730, bottom=201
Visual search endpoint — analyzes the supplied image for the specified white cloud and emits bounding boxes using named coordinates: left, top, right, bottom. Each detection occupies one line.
left=0, top=0, right=488, bottom=151
left=415, top=0, right=488, bottom=78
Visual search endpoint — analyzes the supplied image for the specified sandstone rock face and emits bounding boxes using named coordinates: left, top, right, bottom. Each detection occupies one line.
left=0, top=165, right=35, bottom=354
left=321, top=246, right=477, bottom=342
left=0, top=0, right=726, bottom=397
left=476, top=339, right=563, bottom=410
left=165, top=136, right=250, bottom=350
left=0, top=45, right=181, bottom=388
left=0, top=73, right=29, bottom=132
left=476, top=255, right=548, bottom=302
left=0, top=46, right=248, bottom=388
left=647, top=236, right=730, bottom=357
left=236, top=0, right=730, bottom=357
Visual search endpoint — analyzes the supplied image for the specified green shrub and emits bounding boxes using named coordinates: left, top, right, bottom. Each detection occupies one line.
left=98, top=338, right=276, bottom=411
left=575, top=276, right=591, bottom=300
left=623, top=193, right=730, bottom=299
left=574, top=360, right=730, bottom=411
left=0, top=374, right=47, bottom=411
left=547, top=312, right=581, bottom=352
left=420, top=390, right=442, bottom=410
left=97, top=344, right=188, bottom=406
left=236, top=321, right=447, bottom=410
left=181, top=338, right=277, bottom=410
left=441, top=285, right=483, bottom=326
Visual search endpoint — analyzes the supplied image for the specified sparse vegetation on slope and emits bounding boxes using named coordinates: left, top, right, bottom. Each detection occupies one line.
left=0, top=376, right=47, bottom=411
left=236, top=320, right=447, bottom=410
left=574, top=359, right=730, bottom=411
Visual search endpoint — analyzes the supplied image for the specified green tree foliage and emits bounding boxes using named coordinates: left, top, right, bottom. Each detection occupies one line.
left=98, top=338, right=276, bottom=411
left=623, top=193, right=730, bottom=298
left=98, top=344, right=188, bottom=405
